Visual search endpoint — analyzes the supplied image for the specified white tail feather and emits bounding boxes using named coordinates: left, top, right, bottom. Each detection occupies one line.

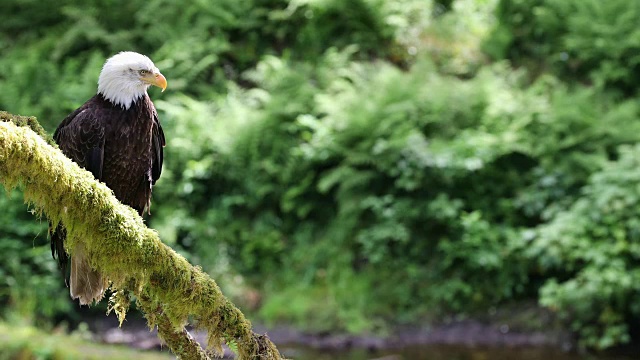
left=69, top=245, right=107, bottom=305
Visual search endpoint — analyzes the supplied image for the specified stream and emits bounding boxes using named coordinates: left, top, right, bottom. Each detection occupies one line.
left=278, top=344, right=637, bottom=360
left=94, top=316, right=639, bottom=360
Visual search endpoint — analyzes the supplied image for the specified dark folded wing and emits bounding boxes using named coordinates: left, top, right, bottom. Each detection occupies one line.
left=151, top=111, right=165, bottom=185
left=51, top=99, right=106, bottom=271
left=54, top=104, right=106, bottom=179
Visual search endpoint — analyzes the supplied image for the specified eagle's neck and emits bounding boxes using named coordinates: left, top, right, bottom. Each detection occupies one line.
left=96, top=93, right=152, bottom=119
left=98, top=78, right=149, bottom=110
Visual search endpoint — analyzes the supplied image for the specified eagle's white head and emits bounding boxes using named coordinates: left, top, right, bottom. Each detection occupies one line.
left=97, top=51, right=167, bottom=109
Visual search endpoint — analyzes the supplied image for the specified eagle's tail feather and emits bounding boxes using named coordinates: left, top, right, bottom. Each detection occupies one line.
left=69, top=245, right=107, bottom=305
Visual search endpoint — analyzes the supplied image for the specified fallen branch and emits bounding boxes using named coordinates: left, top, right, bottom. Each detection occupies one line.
left=0, top=112, right=284, bottom=359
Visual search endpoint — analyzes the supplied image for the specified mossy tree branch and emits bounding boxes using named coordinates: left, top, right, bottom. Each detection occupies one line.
left=0, top=112, right=284, bottom=360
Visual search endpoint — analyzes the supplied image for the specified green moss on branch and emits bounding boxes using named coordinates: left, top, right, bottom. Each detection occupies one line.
left=0, top=111, right=56, bottom=146
left=0, top=115, right=284, bottom=359
left=138, top=292, right=212, bottom=360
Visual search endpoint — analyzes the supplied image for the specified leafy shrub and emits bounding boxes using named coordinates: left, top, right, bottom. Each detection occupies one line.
left=0, top=189, right=70, bottom=323
left=0, top=0, right=421, bottom=128
left=532, top=145, right=640, bottom=349
left=486, top=0, right=640, bottom=95
left=152, top=42, right=640, bottom=339
left=0, top=0, right=428, bottom=324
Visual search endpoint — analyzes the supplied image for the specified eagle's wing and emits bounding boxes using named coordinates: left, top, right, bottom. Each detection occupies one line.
left=54, top=104, right=106, bottom=180
left=51, top=99, right=106, bottom=271
left=151, top=109, right=165, bottom=185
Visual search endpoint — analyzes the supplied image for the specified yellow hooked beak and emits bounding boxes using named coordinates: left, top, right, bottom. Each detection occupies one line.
left=142, top=72, right=167, bottom=92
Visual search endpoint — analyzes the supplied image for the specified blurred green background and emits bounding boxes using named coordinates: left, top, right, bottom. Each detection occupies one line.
left=3, top=0, right=640, bottom=357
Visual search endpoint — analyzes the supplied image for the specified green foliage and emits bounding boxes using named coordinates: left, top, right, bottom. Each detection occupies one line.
left=532, top=145, right=640, bottom=349
left=155, top=48, right=640, bottom=337
left=0, top=0, right=419, bottom=129
left=155, top=43, right=640, bottom=340
left=0, top=0, right=429, bottom=328
left=0, top=189, right=70, bottom=323
left=5, top=0, right=640, bottom=350
left=486, top=0, right=640, bottom=94
left=0, top=321, right=174, bottom=360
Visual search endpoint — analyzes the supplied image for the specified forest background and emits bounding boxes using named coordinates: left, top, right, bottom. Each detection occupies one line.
left=2, top=0, right=640, bottom=352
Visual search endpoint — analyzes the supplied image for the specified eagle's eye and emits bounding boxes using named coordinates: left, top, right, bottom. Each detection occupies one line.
left=139, top=69, right=149, bottom=76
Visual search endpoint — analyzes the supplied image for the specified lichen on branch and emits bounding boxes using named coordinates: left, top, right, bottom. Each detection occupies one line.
left=0, top=113, right=284, bottom=360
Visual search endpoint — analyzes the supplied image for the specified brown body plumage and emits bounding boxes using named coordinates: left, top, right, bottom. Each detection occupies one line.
left=51, top=52, right=166, bottom=305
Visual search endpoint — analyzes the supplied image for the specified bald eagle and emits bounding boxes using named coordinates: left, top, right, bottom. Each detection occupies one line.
left=51, top=51, right=167, bottom=305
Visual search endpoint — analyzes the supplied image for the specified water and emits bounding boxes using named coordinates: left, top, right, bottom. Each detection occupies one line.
left=278, top=344, right=638, bottom=360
